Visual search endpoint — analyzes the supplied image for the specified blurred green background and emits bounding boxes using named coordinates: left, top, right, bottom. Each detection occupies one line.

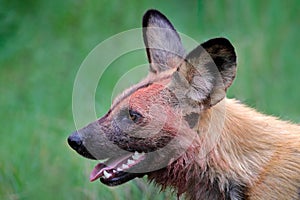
left=1, top=0, right=299, bottom=199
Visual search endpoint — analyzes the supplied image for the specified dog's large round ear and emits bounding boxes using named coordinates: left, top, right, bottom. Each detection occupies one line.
left=170, top=38, right=237, bottom=108
left=200, top=38, right=237, bottom=90
left=142, top=9, right=185, bottom=74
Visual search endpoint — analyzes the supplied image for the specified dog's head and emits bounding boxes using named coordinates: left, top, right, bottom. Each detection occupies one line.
left=68, top=9, right=236, bottom=186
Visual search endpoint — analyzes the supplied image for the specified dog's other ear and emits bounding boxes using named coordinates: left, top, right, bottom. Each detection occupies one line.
left=143, top=9, right=185, bottom=74
left=171, top=38, right=236, bottom=108
left=200, top=38, right=237, bottom=90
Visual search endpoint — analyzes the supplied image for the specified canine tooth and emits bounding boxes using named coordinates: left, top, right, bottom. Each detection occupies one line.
left=103, top=170, right=112, bottom=178
left=127, top=159, right=135, bottom=165
left=113, top=170, right=117, bottom=173
left=117, top=168, right=122, bottom=171
left=122, top=164, right=129, bottom=169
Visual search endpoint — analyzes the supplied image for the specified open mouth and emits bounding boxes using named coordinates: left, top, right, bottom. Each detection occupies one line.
left=89, top=151, right=146, bottom=186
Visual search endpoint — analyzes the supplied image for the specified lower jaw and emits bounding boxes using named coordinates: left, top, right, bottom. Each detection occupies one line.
left=100, top=172, right=145, bottom=186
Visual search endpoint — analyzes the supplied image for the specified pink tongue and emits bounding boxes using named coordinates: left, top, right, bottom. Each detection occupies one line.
left=90, top=163, right=113, bottom=182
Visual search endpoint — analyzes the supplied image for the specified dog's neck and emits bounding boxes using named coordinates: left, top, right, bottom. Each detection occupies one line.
left=148, top=98, right=300, bottom=199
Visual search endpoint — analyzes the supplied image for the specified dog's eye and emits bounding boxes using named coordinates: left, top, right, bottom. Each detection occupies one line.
left=128, top=110, right=143, bottom=123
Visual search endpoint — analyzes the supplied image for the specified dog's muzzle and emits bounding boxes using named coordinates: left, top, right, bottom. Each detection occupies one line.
left=67, top=131, right=96, bottom=160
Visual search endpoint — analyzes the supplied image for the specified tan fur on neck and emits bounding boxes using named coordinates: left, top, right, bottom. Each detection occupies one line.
left=149, top=98, right=300, bottom=199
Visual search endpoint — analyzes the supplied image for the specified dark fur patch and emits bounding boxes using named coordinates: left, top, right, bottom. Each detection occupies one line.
left=184, top=112, right=199, bottom=128
left=225, top=181, right=247, bottom=200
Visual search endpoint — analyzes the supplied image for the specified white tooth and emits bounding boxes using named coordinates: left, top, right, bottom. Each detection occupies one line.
left=103, top=170, right=112, bottom=178
left=132, top=151, right=141, bottom=160
left=141, top=151, right=145, bottom=155
left=132, top=155, right=139, bottom=160
left=122, top=164, right=129, bottom=169
left=113, top=170, right=117, bottom=173
left=127, top=159, right=135, bottom=165
left=117, top=168, right=122, bottom=171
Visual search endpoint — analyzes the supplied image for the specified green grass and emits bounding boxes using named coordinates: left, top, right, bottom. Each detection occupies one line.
left=0, top=0, right=299, bottom=199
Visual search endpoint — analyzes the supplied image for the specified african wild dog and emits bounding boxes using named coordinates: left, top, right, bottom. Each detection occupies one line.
left=68, top=9, right=300, bottom=200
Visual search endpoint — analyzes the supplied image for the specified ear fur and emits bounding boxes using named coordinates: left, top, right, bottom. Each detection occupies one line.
left=142, top=10, right=237, bottom=108
left=201, top=38, right=237, bottom=90
left=173, top=38, right=237, bottom=108
left=142, top=9, right=185, bottom=74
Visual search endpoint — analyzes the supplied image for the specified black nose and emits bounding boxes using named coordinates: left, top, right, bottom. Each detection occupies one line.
left=68, top=131, right=83, bottom=149
left=67, top=131, right=96, bottom=160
